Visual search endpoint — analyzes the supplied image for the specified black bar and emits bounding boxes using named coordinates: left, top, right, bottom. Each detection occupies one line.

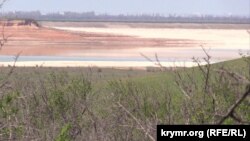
left=157, top=125, right=250, bottom=141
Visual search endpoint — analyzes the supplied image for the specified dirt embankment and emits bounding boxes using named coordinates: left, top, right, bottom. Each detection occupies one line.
left=0, top=19, right=40, bottom=28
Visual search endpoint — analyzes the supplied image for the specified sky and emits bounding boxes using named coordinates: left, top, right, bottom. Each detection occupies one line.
left=2, top=0, right=250, bottom=16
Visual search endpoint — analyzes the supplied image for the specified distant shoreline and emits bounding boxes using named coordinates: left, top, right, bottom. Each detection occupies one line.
left=0, top=22, right=248, bottom=68
left=40, top=21, right=250, bottom=29
left=0, top=60, right=211, bottom=69
left=38, top=19, right=250, bottom=24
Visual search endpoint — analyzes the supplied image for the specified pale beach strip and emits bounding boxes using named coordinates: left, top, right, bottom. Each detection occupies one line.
left=0, top=61, right=210, bottom=69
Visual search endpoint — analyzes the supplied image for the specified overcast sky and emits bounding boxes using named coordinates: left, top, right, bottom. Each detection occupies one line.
left=2, top=0, right=250, bottom=16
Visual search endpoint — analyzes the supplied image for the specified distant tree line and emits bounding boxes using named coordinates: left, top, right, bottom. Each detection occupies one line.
left=0, top=11, right=250, bottom=24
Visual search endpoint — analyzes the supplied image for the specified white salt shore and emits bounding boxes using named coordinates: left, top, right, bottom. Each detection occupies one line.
left=0, top=61, right=210, bottom=69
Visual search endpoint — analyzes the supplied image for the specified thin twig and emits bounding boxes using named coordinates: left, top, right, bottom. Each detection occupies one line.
left=214, top=69, right=250, bottom=84
left=117, top=102, right=155, bottom=141
left=0, top=53, right=20, bottom=89
left=140, top=53, right=167, bottom=71
left=217, top=85, right=250, bottom=124
left=0, top=0, right=7, bottom=9
left=231, top=113, right=250, bottom=124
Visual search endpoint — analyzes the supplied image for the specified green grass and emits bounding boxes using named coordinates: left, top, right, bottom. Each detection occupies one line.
left=0, top=57, right=249, bottom=140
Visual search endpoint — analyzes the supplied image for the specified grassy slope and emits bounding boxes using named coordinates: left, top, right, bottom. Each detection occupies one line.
left=0, top=58, right=249, bottom=140
left=103, top=57, right=250, bottom=123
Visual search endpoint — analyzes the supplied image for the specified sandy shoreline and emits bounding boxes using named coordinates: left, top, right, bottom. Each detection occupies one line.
left=0, top=61, right=210, bottom=69
left=0, top=22, right=249, bottom=68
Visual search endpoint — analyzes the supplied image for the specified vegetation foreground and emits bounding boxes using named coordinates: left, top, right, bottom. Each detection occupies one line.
left=0, top=57, right=250, bottom=141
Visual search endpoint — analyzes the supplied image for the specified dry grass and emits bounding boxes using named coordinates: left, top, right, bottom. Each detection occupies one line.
left=0, top=57, right=249, bottom=140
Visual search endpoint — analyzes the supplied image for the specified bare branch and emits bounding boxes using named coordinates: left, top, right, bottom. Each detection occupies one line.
left=217, top=85, right=250, bottom=124
left=117, top=102, right=156, bottom=141
left=0, top=52, right=21, bottom=89
left=140, top=53, right=167, bottom=71
left=0, top=0, right=7, bottom=9
left=214, top=68, right=250, bottom=84
left=231, top=113, right=250, bottom=124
